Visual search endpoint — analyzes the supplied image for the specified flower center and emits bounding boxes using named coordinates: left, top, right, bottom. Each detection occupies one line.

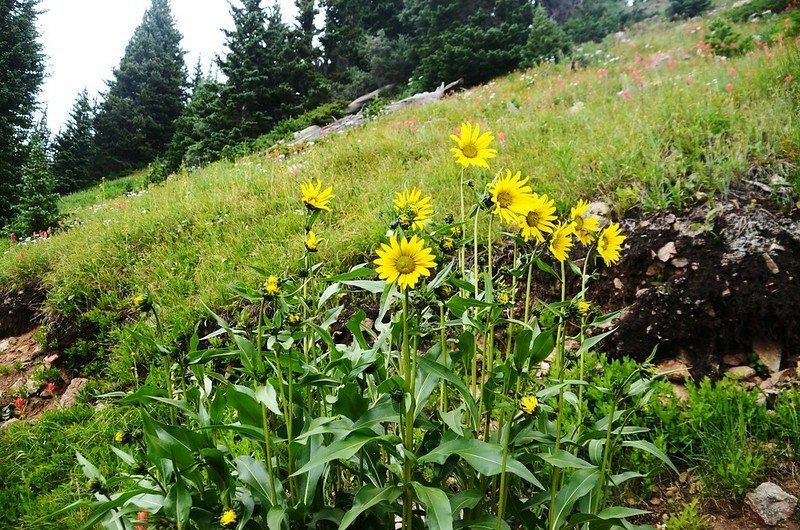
left=396, top=255, right=416, bottom=274
left=526, top=210, right=540, bottom=227
left=496, top=191, right=512, bottom=208
left=461, top=143, right=478, bottom=158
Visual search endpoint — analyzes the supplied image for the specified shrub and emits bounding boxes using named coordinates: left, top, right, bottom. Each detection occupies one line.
left=668, top=0, right=712, bottom=19
left=728, top=0, right=796, bottom=22
left=703, top=18, right=754, bottom=57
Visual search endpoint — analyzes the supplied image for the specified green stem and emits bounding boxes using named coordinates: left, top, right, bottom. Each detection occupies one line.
left=471, top=209, right=480, bottom=400
left=594, top=398, right=618, bottom=511
left=459, top=167, right=466, bottom=290
left=496, top=414, right=513, bottom=529
left=439, top=305, right=447, bottom=412
left=261, top=404, right=278, bottom=504
left=548, top=260, right=569, bottom=530
left=575, top=248, right=593, bottom=443
left=401, top=290, right=414, bottom=530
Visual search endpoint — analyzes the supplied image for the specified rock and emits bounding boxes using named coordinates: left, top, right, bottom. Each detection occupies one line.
left=656, top=359, right=691, bottom=382
left=506, top=101, right=520, bottom=113
left=753, top=338, right=782, bottom=374
left=763, top=252, right=780, bottom=274
left=722, top=353, right=747, bottom=366
left=671, top=257, right=689, bottom=268
left=1, top=418, right=19, bottom=429
left=568, top=101, right=584, bottom=113
left=587, top=201, right=610, bottom=218
left=613, top=278, right=624, bottom=290
left=43, top=353, right=59, bottom=369
left=759, top=369, right=792, bottom=391
left=345, top=83, right=395, bottom=114
left=383, top=79, right=461, bottom=114
left=746, top=482, right=798, bottom=526
left=727, top=366, right=757, bottom=381
left=657, top=242, right=677, bottom=262
left=671, top=384, right=689, bottom=403
left=293, top=125, right=322, bottom=143
left=59, top=378, right=88, bottom=408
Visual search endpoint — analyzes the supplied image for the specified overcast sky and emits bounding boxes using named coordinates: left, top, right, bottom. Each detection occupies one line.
left=37, top=0, right=298, bottom=133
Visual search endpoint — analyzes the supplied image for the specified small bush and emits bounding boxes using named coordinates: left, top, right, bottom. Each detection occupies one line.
left=668, top=0, right=712, bottom=19
left=728, top=0, right=796, bottom=22
left=665, top=499, right=711, bottom=529
left=703, top=18, right=754, bottom=57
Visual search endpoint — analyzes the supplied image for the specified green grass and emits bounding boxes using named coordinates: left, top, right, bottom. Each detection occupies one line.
left=58, top=170, right=149, bottom=214
left=0, top=13, right=798, bottom=526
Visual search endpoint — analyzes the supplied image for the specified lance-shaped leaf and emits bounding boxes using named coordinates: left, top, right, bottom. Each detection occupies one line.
left=339, top=485, right=403, bottom=530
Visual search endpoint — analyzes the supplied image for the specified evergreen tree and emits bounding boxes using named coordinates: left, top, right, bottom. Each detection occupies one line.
left=53, top=89, right=98, bottom=194
left=0, top=0, right=44, bottom=227
left=402, top=0, right=534, bottom=89
left=540, top=0, right=584, bottom=22
left=10, top=135, right=59, bottom=235
left=524, top=6, right=572, bottom=65
left=562, top=0, right=628, bottom=44
left=165, top=78, right=228, bottom=170
left=667, top=0, right=712, bottom=19
left=93, top=0, right=187, bottom=176
left=218, top=1, right=302, bottom=144
left=291, top=0, right=329, bottom=109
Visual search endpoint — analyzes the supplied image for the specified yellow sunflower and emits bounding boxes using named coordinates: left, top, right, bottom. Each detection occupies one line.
left=264, top=275, right=280, bottom=297
left=305, top=231, right=323, bottom=252
left=520, top=395, right=539, bottom=414
left=220, top=509, right=237, bottom=528
left=393, top=187, right=433, bottom=231
left=374, top=235, right=437, bottom=290
left=450, top=122, right=497, bottom=169
left=570, top=199, right=601, bottom=246
left=549, top=221, right=575, bottom=262
left=487, top=170, right=536, bottom=225
left=300, top=179, right=333, bottom=211
left=519, top=193, right=557, bottom=243
left=578, top=300, right=591, bottom=317
left=597, top=223, right=626, bottom=265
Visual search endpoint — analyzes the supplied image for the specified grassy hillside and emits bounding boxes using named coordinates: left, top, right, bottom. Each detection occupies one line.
left=0, top=13, right=799, bottom=527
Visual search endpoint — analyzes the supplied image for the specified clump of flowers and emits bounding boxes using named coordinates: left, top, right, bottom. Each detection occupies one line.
left=393, top=187, right=433, bottom=231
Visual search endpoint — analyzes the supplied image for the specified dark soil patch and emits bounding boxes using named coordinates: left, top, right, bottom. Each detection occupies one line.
left=591, top=183, right=800, bottom=377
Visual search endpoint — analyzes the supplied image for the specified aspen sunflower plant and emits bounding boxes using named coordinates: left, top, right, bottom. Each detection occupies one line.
left=72, top=123, right=671, bottom=530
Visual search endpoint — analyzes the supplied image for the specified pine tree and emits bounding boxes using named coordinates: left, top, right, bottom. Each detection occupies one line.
left=402, top=0, right=534, bottom=89
left=292, top=0, right=329, bottom=109
left=218, top=1, right=302, bottom=144
left=524, top=6, right=572, bottom=65
left=667, top=0, right=712, bottom=19
left=93, top=0, right=187, bottom=176
left=540, top=0, right=584, bottom=22
left=0, top=0, right=44, bottom=228
left=10, top=135, right=59, bottom=235
left=53, top=89, right=98, bottom=194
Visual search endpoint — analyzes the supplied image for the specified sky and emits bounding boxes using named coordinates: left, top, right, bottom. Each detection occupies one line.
left=37, top=0, right=298, bottom=133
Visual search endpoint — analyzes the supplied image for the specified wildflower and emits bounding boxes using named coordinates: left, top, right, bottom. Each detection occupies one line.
left=785, top=74, right=794, bottom=84
left=520, top=395, right=539, bottom=414
left=570, top=199, right=601, bottom=245
left=134, top=511, right=148, bottom=530
left=264, top=276, right=281, bottom=297
left=549, top=222, right=575, bottom=262
left=597, top=223, right=626, bottom=265
left=45, top=382, right=56, bottom=394
left=374, top=235, right=436, bottom=291
left=305, top=231, right=323, bottom=252
left=728, top=67, right=736, bottom=77
left=287, top=313, right=302, bottom=326
left=14, top=397, right=25, bottom=410
left=495, top=291, right=512, bottom=307
left=220, top=509, right=237, bottom=528
left=114, top=431, right=125, bottom=443
left=487, top=170, right=536, bottom=225
left=133, top=294, right=150, bottom=312
left=9, top=233, right=15, bottom=243
left=725, top=82, right=734, bottom=93
left=519, top=193, right=557, bottom=243
left=393, top=187, right=433, bottom=231
left=450, top=122, right=497, bottom=169
left=451, top=226, right=463, bottom=239
left=300, top=179, right=334, bottom=211
left=439, top=237, right=457, bottom=254
left=578, top=300, right=591, bottom=317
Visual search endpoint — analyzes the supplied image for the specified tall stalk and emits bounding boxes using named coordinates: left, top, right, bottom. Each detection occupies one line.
left=401, top=291, right=414, bottom=530
left=548, top=260, right=569, bottom=530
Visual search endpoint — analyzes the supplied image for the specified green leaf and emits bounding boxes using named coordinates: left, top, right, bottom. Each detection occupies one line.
left=622, top=440, right=677, bottom=473
left=236, top=455, right=278, bottom=507
left=417, top=356, right=478, bottom=431
left=352, top=400, right=397, bottom=431
left=461, top=515, right=512, bottom=530
left=110, top=446, right=136, bottom=466
left=449, top=490, right=482, bottom=515
left=165, top=479, right=192, bottom=528
left=76, top=451, right=104, bottom=482
left=339, top=485, right=403, bottom=530
left=596, top=506, right=650, bottom=519
left=575, top=328, right=615, bottom=357
left=412, top=482, right=453, bottom=530
left=537, top=450, right=596, bottom=469
left=292, top=432, right=376, bottom=476
left=255, top=383, right=283, bottom=416
left=325, top=266, right=375, bottom=283
left=513, top=329, right=533, bottom=371
left=342, top=279, right=386, bottom=293
left=267, top=506, right=287, bottom=530
left=610, top=471, right=646, bottom=486
left=551, top=469, right=600, bottom=530
left=418, top=439, right=543, bottom=489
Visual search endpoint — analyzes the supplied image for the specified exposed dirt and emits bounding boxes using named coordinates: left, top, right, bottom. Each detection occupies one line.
left=0, top=328, right=72, bottom=423
left=592, top=183, right=800, bottom=378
